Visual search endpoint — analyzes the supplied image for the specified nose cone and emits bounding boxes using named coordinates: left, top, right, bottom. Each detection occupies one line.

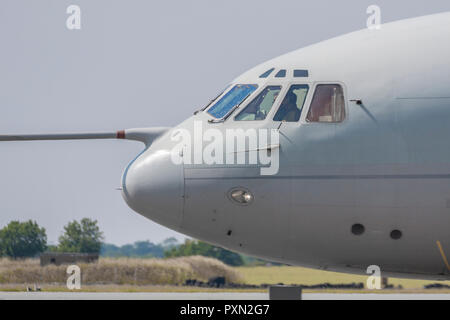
left=121, top=150, right=184, bottom=230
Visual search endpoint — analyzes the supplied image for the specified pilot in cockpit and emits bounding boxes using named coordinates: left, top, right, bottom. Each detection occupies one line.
left=274, top=91, right=299, bottom=122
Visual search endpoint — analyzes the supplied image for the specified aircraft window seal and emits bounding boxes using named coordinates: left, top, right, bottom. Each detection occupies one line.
left=207, top=84, right=258, bottom=119
left=259, top=68, right=275, bottom=78
left=194, top=85, right=231, bottom=115
left=293, top=69, right=309, bottom=77
left=235, top=86, right=282, bottom=121
left=208, top=92, right=253, bottom=123
left=306, top=84, right=345, bottom=123
left=273, top=84, right=309, bottom=122
left=275, top=69, right=286, bottom=78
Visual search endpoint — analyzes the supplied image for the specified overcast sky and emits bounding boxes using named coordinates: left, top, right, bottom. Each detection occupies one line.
left=0, top=0, right=449, bottom=245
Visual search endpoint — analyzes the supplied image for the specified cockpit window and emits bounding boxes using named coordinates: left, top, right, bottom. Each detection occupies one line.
left=273, top=84, right=309, bottom=122
left=306, top=84, right=345, bottom=122
left=259, top=68, right=274, bottom=78
left=200, top=85, right=231, bottom=112
left=275, top=69, right=286, bottom=78
left=293, top=69, right=309, bottom=77
left=207, top=84, right=258, bottom=119
left=235, top=86, right=282, bottom=121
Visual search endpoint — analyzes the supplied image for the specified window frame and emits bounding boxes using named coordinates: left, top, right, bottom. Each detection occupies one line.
left=259, top=68, right=275, bottom=78
left=227, top=81, right=287, bottom=123
left=200, top=84, right=231, bottom=112
left=233, top=85, right=283, bottom=122
left=275, top=69, right=287, bottom=78
left=206, top=84, right=259, bottom=119
left=271, top=82, right=312, bottom=123
left=301, top=81, right=348, bottom=125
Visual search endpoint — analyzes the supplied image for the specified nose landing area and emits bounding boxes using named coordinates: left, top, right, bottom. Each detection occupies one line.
left=121, top=150, right=184, bottom=231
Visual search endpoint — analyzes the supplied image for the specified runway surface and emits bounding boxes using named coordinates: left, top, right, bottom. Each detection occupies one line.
left=1, top=292, right=450, bottom=300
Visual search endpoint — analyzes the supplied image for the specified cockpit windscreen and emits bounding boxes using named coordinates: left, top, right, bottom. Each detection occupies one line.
left=207, top=84, right=257, bottom=118
left=235, top=86, right=282, bottom=121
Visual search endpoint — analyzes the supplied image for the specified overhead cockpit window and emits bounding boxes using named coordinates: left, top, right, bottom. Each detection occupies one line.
left=293, top=69, right=309, bottom=77
left=259, top=68, right=275, bottom=78
left=306, top=84, right=345, bottom=122
left=207, top=84, right=258, bottom=119
left=235, top=86, right=282, bottom=121
left=275, top=70, right=286, bottom=78
left=273, top=84, right=309, bottom=122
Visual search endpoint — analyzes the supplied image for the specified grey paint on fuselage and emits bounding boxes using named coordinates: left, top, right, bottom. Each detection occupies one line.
left=123, top=12, right=450, bottom=279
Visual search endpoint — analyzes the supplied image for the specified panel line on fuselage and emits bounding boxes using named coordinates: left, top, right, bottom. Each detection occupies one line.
left=185, top=173, right=450, bottom=180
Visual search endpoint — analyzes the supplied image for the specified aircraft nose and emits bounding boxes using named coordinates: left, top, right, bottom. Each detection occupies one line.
left=121, top=150, right=184, bottom=230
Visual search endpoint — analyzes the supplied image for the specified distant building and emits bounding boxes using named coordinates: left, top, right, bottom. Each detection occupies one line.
left=40, top=252, right=99, bottom=266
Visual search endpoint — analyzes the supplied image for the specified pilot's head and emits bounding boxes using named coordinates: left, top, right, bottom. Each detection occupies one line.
left=285, top=91, right=297, bottom=108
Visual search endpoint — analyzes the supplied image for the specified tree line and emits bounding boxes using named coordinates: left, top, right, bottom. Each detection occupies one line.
left=103, top=238, right=275, bottom=266
left=0, top=219, right=275, bottom=266
left=101, top=237, right=179, bottom=258
left=0, top=218, right=103, bottom=259
left=101, top=238, right=257, bottom=266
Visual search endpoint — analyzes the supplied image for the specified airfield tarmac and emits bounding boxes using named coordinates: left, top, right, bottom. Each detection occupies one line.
left=1, top=292, right=450, bottom=300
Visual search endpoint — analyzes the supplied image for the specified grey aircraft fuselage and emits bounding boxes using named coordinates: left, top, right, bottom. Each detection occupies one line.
left=2, top=12, right=450, bottom=279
